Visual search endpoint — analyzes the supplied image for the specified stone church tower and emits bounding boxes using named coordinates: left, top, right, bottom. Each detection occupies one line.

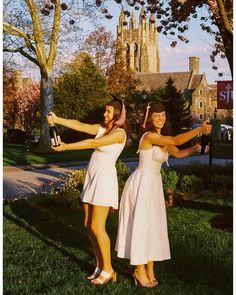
left=117, top=8, right=160, bottom=73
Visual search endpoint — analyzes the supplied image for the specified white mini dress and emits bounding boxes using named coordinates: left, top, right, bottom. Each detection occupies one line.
left=115, top=133, right=171, bottom=265
left=80, top=127, right=126, bottom=209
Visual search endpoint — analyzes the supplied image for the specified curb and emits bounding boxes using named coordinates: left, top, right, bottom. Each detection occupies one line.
left=3, top=157, right=139, bottom=173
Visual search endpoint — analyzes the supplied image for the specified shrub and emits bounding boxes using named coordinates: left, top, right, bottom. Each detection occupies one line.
left=161, top=169, right=179, bottom=192
left=7, top=129, right=28, bottom=144
left=56, top=161, right=129, bottom=200
left=210, top=174, right=233, bottom=193
left=116, top=160, right=130, bottom=198
left=161, top=169, right=179, bottom=207
left=179, top=174, right=204, bottom=194
left=60, top=169, right=86, bottom=194
left=172, top=162, right=233, bottom=189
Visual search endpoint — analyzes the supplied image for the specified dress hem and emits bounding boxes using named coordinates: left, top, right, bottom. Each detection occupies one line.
left=116, top=253, right=171, bottom=265
left=81, top=200, right=118, bottom=210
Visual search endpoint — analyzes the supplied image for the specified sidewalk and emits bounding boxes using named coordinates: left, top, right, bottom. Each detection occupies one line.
left=3, top=154, right=232, bottom=200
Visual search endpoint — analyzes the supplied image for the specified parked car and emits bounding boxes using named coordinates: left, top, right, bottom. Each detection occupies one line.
left=192, top=123, right=233, bottom=141
left=221, top=124, right=233, bottom=141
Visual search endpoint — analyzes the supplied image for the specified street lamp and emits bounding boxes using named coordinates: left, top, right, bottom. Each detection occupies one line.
left=214, top=107, right=217, bottom=119
left=142, top=91, right=148, bottom=101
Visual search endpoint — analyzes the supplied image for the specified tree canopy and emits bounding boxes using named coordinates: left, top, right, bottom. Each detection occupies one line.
left=53, top=52, right=109, bottom=120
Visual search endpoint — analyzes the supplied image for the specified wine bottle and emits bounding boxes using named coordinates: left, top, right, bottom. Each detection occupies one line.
left=199, top=133, right=210, bottom=154
left=48, top=114, right=61, bottom=147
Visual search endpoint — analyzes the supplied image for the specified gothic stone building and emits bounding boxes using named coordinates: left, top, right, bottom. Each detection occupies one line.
left=117, top=9, right=228, bottom=120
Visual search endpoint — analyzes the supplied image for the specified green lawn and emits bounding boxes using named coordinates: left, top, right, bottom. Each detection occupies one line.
left=4, top=192, right=232, bottom=295
left=3, top=144, right=137, bottom=166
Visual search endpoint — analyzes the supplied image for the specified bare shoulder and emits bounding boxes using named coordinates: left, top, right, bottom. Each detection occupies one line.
left=110, top=129, right=126, bottom=143
left=145, top=132, right=161, bottom=142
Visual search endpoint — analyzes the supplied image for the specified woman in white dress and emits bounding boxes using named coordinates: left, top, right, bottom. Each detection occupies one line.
left=47, top=98, right=128, bottom=285
left=115, top=102, right=211, bottom=288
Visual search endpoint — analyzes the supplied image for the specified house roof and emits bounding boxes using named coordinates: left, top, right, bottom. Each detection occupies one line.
left=189, top=75, right=203, bottom=90
left=135, top=71, right=193, bottom=92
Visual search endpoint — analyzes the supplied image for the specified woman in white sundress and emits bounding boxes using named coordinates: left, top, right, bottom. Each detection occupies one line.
left=115, top=102, right=212, bottom=288
left=47, top=98, right=129, bottom=285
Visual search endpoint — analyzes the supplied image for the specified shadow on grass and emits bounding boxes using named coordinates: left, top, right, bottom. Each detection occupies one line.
left=4, top=201, right=93, bottom=273
left=4, top=199, right=132, bottom=280
left=176, top=199, right=233, bottom=215
left=4, top=197, right=233, bottom=292
left=176, top=198, right=233, bottom=233
left=210, top=214, right=233, bottom=233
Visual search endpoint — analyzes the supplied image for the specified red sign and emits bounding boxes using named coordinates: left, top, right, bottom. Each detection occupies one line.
left=217, top=80, right=233, bottom=109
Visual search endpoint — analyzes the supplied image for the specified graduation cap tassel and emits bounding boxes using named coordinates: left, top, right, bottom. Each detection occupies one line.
left=142, top=103, right=151, bottom=129
left=115, top=98, right=126, bottom=127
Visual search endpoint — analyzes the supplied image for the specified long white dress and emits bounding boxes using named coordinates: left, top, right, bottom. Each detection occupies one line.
left=115, top=134, right=171, bottom=265
left=80, top=127, right=126, bottom=210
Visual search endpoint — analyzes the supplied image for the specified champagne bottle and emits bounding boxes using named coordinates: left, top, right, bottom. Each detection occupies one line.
left=199, top=133, right=210, bottom=154
left=48, top=114, right=61, bottom=147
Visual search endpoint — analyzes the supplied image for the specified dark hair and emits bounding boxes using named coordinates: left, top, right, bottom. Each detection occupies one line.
left=144, top=109, right=173, bottom=136
left=101, top=100, right=129, bottom=135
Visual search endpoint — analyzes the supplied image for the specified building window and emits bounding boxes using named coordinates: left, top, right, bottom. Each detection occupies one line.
left=199, top=89, right=202, bottom=95
left=134, top=43, right=138, bottom=72
left=199, top=101, right=203, bottom=108
left=199, top=114, right=203, bottom=119
left=126, top=44, right=130, bottom=69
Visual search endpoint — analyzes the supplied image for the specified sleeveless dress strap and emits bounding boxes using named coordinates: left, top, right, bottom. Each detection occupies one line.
left=113, top=127, right=127, bottom=144
left=137, top=132, right=150, bottom=154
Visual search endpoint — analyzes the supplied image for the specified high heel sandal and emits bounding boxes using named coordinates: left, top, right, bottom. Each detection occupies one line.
left=150, top=279, right=158, bottom=287
left=132, top=269, right=155, bottom=288
left=87, top=267, right=102, bottom=280
left=91, top=270, right=117, bottom=285
left=146, top=272, right=159, bottom=286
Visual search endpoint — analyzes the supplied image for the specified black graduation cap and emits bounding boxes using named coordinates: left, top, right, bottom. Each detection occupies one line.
left=109, top=93, right=134, bottom=112
left=145, top=101, right=166, bottom=113
left=142, top=101, right=166, bottom=128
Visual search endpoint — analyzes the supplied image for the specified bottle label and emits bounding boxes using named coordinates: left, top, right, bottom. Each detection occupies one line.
left=51, top=138, right=56, bottom=146
left=57, top=135, right=61, bottom=145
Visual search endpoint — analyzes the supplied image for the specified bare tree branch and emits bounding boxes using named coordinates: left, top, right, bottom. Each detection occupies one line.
left=215, top=0, right=232, bottom=33
left=25, top=0, right=47, bottom=66
left=47, top=0, right=61, bottom=70
left=4, top=46, right=40, bottom=66
left=3, top=22, right=37, bottom=57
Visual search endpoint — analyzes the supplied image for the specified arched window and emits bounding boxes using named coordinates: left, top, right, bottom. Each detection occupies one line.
left=199, top=101, right=203, bottom=108
left=199, top=114, right=203, bottom=119
left=126, top=44, right=130, bottom=69
left=134, top=43, right=138, bottom=72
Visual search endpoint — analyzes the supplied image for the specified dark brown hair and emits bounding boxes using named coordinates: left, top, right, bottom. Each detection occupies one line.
left=143, top=103, right=173, bottom=135
left=101, top=100, right=129, bottom=135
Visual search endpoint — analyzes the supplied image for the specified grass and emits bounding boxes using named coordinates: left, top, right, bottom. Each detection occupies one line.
left=3, top=144, right=137, bottom=166
left=3, top=192, right=232, bottom=295
left=211, top=143, right=233, bottom=159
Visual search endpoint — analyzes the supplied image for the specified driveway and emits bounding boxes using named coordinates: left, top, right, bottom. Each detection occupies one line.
left=3, top=154, right=232, bottom=200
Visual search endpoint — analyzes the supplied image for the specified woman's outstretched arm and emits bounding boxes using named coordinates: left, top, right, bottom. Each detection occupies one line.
left=145, top=124, right=211, bottom=147
left=166, top=144, right=200, bottom=158
left=47, top=112, right=100, bottom=135
left=51, top=129, right=126, bottom=152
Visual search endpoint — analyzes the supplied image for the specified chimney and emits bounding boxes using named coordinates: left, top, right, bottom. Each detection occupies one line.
left=13, top=70, right=23, bottom=91
left=189, top=56, right=199, bottom=75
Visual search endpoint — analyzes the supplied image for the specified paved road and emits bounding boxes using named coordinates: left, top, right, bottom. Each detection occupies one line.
left=3, top=154, right=232, bottom=200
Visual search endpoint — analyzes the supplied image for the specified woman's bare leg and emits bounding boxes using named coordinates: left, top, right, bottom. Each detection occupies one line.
left=83, top=203, right=102, bottom=271
left=134, top=264, right=152, bottom=285
left=90, top=205, right=113, bottom=281
left=146, top=261, right=158, bottom=284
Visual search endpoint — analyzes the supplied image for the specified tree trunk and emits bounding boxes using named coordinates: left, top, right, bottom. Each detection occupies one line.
left=222, top=34, right=233, bottom=77
left=217, top=25, right=233, bottom=76
left=37, top=70, right=54, bottom=152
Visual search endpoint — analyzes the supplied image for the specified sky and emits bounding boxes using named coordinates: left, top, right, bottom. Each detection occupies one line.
left=98, top=2, right=232, bottom=84
left=3, top=1, right=232, bottom=85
